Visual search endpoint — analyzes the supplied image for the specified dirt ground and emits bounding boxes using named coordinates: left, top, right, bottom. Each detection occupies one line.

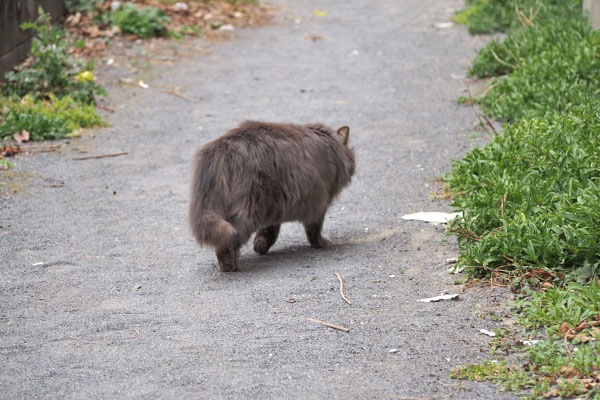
left=0, top=0, right=518, bottom=398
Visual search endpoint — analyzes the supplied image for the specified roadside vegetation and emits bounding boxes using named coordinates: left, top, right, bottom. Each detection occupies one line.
left=448, top=1, right=600, bottom=398
left=0, top=9, right=107, bottom=169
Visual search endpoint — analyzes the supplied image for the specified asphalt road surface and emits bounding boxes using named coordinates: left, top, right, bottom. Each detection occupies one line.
left=1, top=0, right=517, bottom=398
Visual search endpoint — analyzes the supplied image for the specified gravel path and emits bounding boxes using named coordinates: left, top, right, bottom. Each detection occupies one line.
left=1, top=1, right=517, bottom=398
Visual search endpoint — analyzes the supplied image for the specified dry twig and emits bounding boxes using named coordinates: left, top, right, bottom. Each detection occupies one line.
left=307, top=318, right=349, bottom=333
left=162, top=90, right=202, bottom=103
left=466, top=84, right=498, bottom=137
left=390, top=389, right=458, bottom=400
left=334, top=272, right=352, bottom=305
left=501, top=191, right=508, bottom=219
left=489, top=47, right=517, bottom=70
left=72, top=151, right=128, bottom=160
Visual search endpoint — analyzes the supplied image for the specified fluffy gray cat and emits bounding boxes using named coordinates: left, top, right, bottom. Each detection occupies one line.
left=189, top=121, right=355, bottom=271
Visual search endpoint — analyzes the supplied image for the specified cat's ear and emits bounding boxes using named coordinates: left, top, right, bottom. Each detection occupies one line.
left=337, top=126, right=350, bottom=144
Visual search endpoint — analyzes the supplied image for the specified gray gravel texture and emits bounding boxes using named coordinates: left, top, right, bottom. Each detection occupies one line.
left=1, top=0, right=518, bottom=399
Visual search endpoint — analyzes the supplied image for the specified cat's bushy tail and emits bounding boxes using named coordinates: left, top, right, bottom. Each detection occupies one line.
left=190, top=210, right=239, bottom=249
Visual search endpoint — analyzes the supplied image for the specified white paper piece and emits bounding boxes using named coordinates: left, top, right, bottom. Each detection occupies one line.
left=519, top=339, right=542, bottom=346
left=401, top=211, right=462, bottom=224
left=447, top=265, right=466, bottom=274
left=479, top=329, right=496, bottom=337
left=434, top=22, right=454, bottom=29
left=417, top=294, right=459, bottom=303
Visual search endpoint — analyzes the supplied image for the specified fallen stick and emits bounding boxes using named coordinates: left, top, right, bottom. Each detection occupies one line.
left=334, top=272, right=352, bottom=305
left=96, top=104, right=116, bottom=112
left=307, top=317, right=349, bottom=333
left=72, top=152, right=128, bottom=161
left=161, top=90, right=202, bottom=103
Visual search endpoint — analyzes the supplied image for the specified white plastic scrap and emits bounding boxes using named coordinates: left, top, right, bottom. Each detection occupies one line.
left=219, top=24, right=235, bottom=31
left=417, top=294, right=459, bottom=303
left=479, top=329, right=496, bottom=337
left=401, top=211, right=462, bottom=224
left=388, top=348, right=398, bottom=354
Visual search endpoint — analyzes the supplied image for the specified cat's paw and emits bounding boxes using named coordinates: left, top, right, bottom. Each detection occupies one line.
left=217, top=247, right=239, bottom=272
left=311, top=236, right=332, bottom=249
left=253, top=236, right=272, bottom=255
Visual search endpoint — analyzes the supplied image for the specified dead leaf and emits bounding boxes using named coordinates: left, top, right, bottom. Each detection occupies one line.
left=576, top=321, right=589, bottom=332
left=543, top=388, right=560, bottom=398
left=304, top=34, right=324, bottom=41
left=14, top=131, right=30, bottom=143
left=559, top=365, right=581, bottom=380
left=2, top=145, right=22, bottom=157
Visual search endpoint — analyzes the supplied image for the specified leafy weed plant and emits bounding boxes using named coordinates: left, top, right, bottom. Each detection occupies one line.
left=2, top=8, right=106, bottom=104
left=474, top=19, right=600, bottom=122
left=107, top=4, right=170, bottom=38
left=453, top=0, right=583, bottom=34
left=445, top=103, right=600, bottom=284
left=65, top=0, right=103, bottom=13
left=468, top=18, right=592, bottom=79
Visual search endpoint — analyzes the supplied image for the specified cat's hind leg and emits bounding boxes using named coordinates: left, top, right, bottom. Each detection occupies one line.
left=253, top=224, right=281, bottom=255
left=303, top=216, right=331, bottom=249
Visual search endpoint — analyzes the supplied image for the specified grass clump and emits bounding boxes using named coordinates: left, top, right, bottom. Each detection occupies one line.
left=445, top=104, right=600, bottom=285
left=453, top=0, right=583, bottom=34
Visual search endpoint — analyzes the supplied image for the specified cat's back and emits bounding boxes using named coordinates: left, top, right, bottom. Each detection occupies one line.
left=198, top=121, right=313, bottom=165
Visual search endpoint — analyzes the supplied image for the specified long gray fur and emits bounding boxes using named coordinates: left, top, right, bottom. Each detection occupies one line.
left=189, top=121, right=355, bottom=271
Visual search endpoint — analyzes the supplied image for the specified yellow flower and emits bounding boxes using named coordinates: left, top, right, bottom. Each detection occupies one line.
left=314, top=10, right=327, bottom=17
left=77, top=71, right=94, bottom=82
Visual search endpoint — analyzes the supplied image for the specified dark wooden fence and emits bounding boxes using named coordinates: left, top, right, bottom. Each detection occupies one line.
left=0, top=0, right=67, bottom=80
